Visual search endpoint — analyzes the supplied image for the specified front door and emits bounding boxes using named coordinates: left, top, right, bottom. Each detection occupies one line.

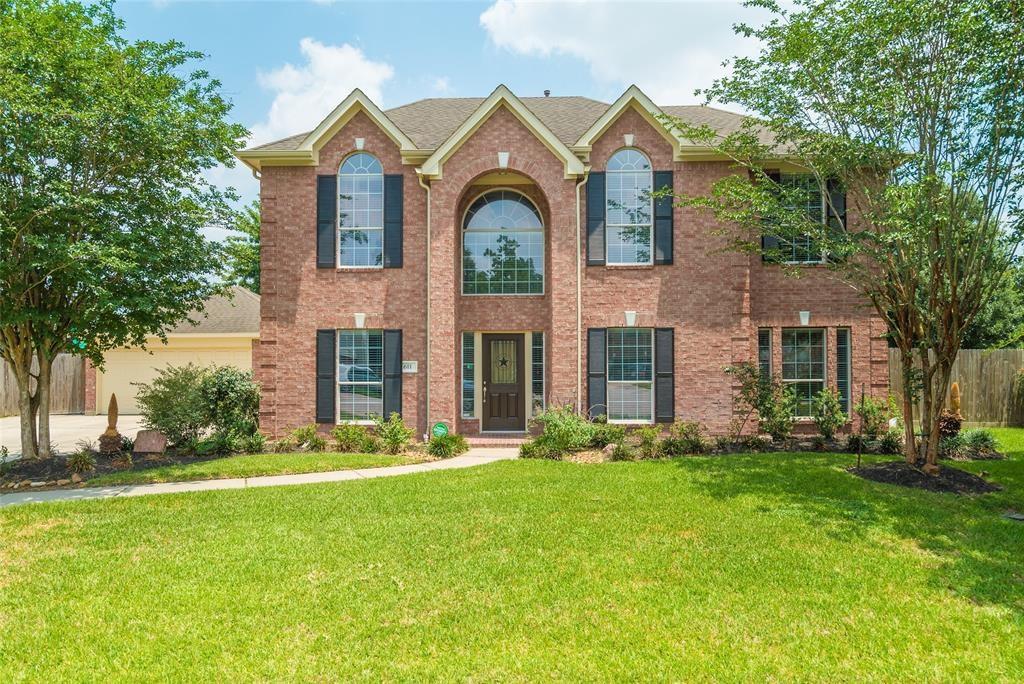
left=482, top=334, right=526, bottom=431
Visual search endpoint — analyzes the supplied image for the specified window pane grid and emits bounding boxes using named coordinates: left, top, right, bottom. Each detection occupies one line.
left=607, top=328, right=654, bottom=422
left=338, top=330, right=384, bottom=422
left=339, top=153, right=384, bottom=267
left=463, top=190, right=544, bottom=295
left=606, top=149, right=653, bottom=265
left=532, top=332, right=544, bottom=414
left=782, top=328, right=825, bottom=417
left=777, top=174, right=824, bottom=264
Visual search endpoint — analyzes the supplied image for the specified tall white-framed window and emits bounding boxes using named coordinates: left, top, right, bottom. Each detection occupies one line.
left=607, top=327, right=654, bottom=423
left=781, top=328, right=826, bottom=417
left=338, top=329, right=383, bottom=423
left=777, top=174, right=826, bottom=264
left=606, top=148, right=653, bottom=265
left=462, top=189, right=544, bottom=295
left=338, top=152, right=384, bottom=268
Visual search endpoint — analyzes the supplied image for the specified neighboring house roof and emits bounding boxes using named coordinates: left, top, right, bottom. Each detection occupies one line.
left=165, top=286, right=260, bottom=336
left=236, top=84, right=768, bottom=171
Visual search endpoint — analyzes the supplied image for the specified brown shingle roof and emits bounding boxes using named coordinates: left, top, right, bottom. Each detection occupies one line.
left=246, top=95, right=758, bottom=152
left=662, top=105, right=775, bottom=146
left=166, top=286, right=260, bottom=335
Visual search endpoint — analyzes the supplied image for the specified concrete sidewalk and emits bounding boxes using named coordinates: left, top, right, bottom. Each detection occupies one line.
left=0, top=448, right=518, bottom=508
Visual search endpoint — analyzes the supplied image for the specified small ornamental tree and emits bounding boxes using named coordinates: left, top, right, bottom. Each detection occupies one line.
left=222, top=201, right=261, bottom=294
left=0, top=0, right=247, bottom=458
left=666, top=0, right=1024, bottom=472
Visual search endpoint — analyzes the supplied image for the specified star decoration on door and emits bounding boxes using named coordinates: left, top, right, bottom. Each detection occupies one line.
left=498, top=356, right=509, bottom=367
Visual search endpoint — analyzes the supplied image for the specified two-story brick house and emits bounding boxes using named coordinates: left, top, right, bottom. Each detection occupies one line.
left=236, top=84, right=889, bottom=439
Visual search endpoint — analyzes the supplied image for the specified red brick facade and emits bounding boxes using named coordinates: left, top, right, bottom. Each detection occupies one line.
left=252, top=97, right=888, bottom=438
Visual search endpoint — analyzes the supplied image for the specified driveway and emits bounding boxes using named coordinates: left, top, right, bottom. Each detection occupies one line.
left=0, top=415, right=147, bottom=458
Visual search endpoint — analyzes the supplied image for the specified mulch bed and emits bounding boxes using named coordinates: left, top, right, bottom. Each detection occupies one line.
left=1, top=451, right=220, bottom=490
left=849, top=461, right=1001, bottom=495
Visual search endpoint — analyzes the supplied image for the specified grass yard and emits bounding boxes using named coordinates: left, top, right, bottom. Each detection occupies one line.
left=85, top=452, right=425, bottom=487
left=2, top=432, right=1023, bottom=680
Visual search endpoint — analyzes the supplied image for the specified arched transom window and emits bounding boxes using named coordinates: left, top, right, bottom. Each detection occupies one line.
left=338, top=152, right=384, bottom=267
left=606, top=148, right=652, bottom=265
left=463, top=190, right=544, bottom=295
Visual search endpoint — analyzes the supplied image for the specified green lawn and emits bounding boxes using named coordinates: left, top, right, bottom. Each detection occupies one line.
left=85, top=452, right=425, bottom=486
left=2, top=433, right=1023, bottom=680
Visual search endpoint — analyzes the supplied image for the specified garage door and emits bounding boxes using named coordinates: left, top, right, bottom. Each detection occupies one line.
left=96, top=337, right=254, bottom=414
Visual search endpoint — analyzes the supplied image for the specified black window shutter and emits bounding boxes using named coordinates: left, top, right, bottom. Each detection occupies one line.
left=826, top=178, right=847, bottom=262
left=586, top=172, right=606, bottom=266
left=383, top=174, right=403, bottom=268
left=382, top=329, right=403, bottom=418
left=587, top=328, right=607, bottom=418
left=315, top=329, right=336, bottom=423
left=761, top=170, right=781, bottom=261
left=653, top=171, right=674, bottom=265
left=654, top=327, right=675, bottom=423
left=316, top=175, right=337, bottom=269
left=836, top=328, right=851, bottom=415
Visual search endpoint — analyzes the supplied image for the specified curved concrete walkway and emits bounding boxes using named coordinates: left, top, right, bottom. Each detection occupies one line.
left=0, top=448, right=517, bottom=508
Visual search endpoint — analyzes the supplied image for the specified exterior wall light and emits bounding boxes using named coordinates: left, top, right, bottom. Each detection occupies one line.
left=497, top=151, right=510, bottom=169
left=624, top=310, right=637, bottom=327
left=799, top=311, right=811, bottom=326
left=355, top=137, right=365, bottom=150
left=354, top=313, right=366, bottom=329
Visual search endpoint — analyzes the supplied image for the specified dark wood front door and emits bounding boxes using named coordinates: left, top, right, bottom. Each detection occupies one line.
left=482, top=334, right=525, bottom=431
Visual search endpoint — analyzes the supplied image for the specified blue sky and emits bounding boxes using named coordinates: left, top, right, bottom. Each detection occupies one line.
left=115, top=0, right=763, bottom=217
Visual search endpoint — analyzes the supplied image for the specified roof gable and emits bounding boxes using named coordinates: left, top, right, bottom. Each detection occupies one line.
left=418, top=85, right=586, bottom=180
left=574, top=85, right=684, bottom=159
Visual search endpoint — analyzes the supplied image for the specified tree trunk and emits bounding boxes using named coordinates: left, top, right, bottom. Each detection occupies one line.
left=36, top=354, right=53, bottom=459
left=899, top=350, right=917, bottom=463
left=925, top=363, right=954, bottom=469
left=17, top=380, right=37, bottom=460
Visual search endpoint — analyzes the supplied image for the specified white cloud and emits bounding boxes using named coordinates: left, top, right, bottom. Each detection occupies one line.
left=432, top=76, right=453, bottom=95
left=479, top=0, right=764, bottom=104
left=250, top=38, right=394, bottom=145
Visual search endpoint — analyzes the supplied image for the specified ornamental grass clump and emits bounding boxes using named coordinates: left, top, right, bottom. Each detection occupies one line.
left=531, top=406, right=595, bottom=454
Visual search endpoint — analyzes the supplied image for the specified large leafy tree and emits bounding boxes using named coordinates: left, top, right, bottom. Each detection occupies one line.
left=0, top=0, right=247, bottom=459
left=668, top=0, right=1024, bottom=470
left=222, top=200, right=261, bottom=293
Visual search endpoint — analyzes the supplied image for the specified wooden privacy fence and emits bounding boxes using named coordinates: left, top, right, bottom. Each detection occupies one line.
left=0, top=354, right=85, bottom=417
left=888, top=348, right=1024, bottom=427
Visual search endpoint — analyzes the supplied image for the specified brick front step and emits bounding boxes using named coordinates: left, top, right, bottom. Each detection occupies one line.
left=465, top=435, right=529, bottom=447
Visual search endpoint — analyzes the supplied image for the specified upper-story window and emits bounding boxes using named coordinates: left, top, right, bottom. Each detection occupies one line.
left=338, top=152, right=384, bottom=268
left=606, top=149, right=653, bottom=265
left=463, top=189, right=544, bottom=295
left=771, top=173, right=826, bottom=264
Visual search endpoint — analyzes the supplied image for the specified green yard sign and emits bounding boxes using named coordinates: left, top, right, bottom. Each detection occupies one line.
left=431, top=422, right=449, bottom=438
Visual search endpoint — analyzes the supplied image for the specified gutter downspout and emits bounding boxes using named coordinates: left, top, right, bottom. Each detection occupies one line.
left=575, top=169, right=589, bottom=412
left=417, top=171, right=431, bottom=441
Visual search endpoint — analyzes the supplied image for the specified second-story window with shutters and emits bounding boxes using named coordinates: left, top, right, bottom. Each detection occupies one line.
left=338, top=152, right=384, bottom=268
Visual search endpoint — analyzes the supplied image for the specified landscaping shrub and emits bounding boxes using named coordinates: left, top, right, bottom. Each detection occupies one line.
left=961, top=428, right=999, bottom=457
left=938, top=409, right=962, bottom=439
left=237, top=432, right=267, bottom=454
left=375, top=413, right=414, bottom=454
left=610, top=442, right=634, bottom=461
left=287, top=424, right=327, bottom=452
left=195, top=431, right=240, bottom=456
left=661, top=420, right=708, bottom=455
left=854, top=395, right=889, bottom=439
left=519, top=439, right=558, bottom=460
left=811, top=435, right=826, bottom=451
left=532, top=406, right=595, bottom=453
left=725, top=362, right=795, bottom=441
left=636, top=426, right=661, bottom=459
left=331, top=424, right=375, bottom=453
left=135, top=363, right=261, bottom=447
left=940, top=433, right=966, bottom=459
left=812, top=388, right=847, bottom=440
left=198, top=366, right=260, bottom=437
left=589, top=421, right=626, bottom=448
left=134, top=363, right=208, bottom=445
left=66, top=443, right=97, bottom=473
left=845, top=433, right=867, bottom=453
left=120, top=435, right=134, bottom=453
left=427, top=433, right=469, bottom=458
left=878, top=428, right=903, bottom=455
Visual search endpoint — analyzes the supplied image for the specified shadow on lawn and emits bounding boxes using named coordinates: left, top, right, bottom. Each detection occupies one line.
left=673, top=451, right=1024, bottom=617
